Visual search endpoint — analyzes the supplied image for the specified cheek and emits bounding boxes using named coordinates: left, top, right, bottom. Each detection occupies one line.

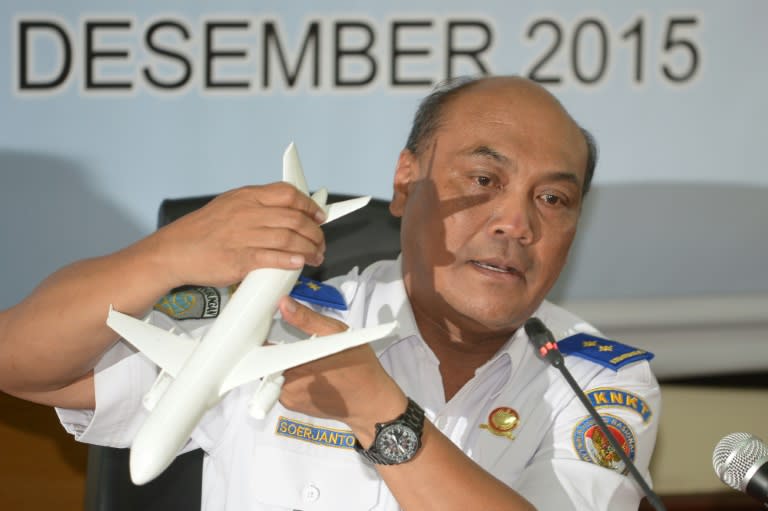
left=442, top=203, right=491, bottom=245
left=401, top=209, right=449, bottom=272
left=434, top=217, right=480, bottom=264
left=538, top=225, right=577, bottom=270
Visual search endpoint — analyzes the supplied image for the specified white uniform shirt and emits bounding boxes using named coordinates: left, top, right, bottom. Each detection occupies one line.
left=58, top=258, right=661, bottom=510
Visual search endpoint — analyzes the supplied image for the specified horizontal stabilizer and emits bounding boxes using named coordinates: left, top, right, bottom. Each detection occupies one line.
left=106, top=307, right=198, bottom=378
left=311, top=188, right=329, bottom=210
left=219, top=321, right=398, bottom=396
left=323, top=196, right=372, bottom=225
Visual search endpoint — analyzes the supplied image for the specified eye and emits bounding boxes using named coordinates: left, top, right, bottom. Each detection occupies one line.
left=475, top=175, right=493, bottom=187
left=538, top=193, right=565, bottom=207
left=470, top=171, right=502, bottom=189
left=464, top=168, right=504, bottom=194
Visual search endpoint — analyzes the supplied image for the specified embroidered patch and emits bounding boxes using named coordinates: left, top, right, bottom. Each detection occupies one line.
left=573, top=414, right=637, bottom=474
left=479, top=407, right=520, bottom=439
left=586, top=388, right=653, bottom=423
left=275, top=416, right=356, bottom=450
left=558, top=333, right=654, bottom=370
left=289, top=276, right=347, bottom=310
left=154, top=286, right=221, bottom=320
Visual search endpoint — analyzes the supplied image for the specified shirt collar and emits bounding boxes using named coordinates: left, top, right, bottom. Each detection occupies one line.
left=364, top=255, right=423, bottom=356
left=365, top=256, right=533, bottom=381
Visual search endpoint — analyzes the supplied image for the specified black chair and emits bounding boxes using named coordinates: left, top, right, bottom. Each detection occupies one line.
left=156, top=194, right=401, bottom=282
left=85, top=194, right=401, bottom=511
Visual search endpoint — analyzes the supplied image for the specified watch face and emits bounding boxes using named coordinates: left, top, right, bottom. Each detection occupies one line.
left=375, top=423, right=420, bottom=464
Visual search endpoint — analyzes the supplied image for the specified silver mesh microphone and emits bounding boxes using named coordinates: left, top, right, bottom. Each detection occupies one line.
left=713, top=432, right=768, bottom=500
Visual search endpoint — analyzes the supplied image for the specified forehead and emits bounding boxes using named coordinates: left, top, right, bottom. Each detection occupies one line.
left=434, top=80, right=587, bottom=175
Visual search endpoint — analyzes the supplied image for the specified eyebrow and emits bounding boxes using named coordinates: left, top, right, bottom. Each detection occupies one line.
left=545, top=170, right=582, bottom=188
left=467, top=145, right=509, bottom=163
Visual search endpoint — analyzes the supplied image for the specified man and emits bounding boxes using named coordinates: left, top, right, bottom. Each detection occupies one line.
left=0, top=76, right=660, bottom=510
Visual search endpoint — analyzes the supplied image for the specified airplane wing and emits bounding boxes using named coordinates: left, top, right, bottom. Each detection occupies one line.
left=106, top=307, right=198, bottom=378
left=218, top=321, right=398, bottom=396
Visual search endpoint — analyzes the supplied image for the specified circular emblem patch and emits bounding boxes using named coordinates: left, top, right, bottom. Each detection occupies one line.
left=573, top=414, right=636, bottom=474
left=479, top=406, right=520, bottom=439
left=154, top=286, right=220, bottom=320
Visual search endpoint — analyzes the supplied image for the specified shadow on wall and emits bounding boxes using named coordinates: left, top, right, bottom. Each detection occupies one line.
left=3, top=162, right=766, bottom=309
left=549, top=183, right=768, bottom=302
left=0, top=150, right=145, bottom=310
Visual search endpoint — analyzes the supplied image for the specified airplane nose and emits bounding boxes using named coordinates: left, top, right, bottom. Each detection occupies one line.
left=129, top=433, right=175, bottom=485
left=130, top=447, right=163, bottom=485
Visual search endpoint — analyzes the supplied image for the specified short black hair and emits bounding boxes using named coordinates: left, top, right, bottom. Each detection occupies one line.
left=404, top=76, right=476, bottom=156
left=404, top=76, right=598, bottom=196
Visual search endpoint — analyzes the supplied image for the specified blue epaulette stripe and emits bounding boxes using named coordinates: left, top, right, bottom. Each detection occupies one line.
left=289, top=276, right=347, bottom=310
left=557, top=333, right=654, bottom=371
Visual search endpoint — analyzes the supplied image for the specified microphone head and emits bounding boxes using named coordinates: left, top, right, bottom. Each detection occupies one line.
left=713, top=432, right=768, bottom=491
left=524, top=317, right=553, bottom=347
left=524, top=317, right=563, bottom=366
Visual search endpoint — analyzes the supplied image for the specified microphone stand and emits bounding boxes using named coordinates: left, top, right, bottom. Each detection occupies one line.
left=525, top=318, right=667, bottom=511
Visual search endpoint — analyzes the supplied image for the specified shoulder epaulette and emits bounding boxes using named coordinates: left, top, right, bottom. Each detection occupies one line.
left=557, top=333, right=653, bottom=371
left=289, top=276, right=347, bottom=310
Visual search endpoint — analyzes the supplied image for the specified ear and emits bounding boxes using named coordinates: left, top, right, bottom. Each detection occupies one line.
left=389, top=149, right=419, bottom=218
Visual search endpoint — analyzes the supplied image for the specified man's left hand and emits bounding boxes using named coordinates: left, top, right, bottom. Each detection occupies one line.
left=277, top=296, right=407, bottom=444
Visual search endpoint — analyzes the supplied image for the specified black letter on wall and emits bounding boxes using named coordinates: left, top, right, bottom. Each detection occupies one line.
left=262, top=21, right=320, bottom=88
left=143, top=20, right=192, bottom=90
left=334, top=22, right=376, bottom=87
left=18, top=21, right=72, bottom=90
left=85, top=21, right=133, bottom=90
left=205, top=21, right=250, bottom=90
left=391, top=21, right=432, bottom=87
left=447, top=21, right=492, bottom=79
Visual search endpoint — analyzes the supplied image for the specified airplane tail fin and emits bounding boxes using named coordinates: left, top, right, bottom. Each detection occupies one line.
left=282, top=142, right=371, bottom=224
left=282, top=142, right=309, bottom=195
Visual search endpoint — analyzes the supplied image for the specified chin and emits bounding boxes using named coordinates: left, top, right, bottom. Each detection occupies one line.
left=451, top=297, right=531, bottom=334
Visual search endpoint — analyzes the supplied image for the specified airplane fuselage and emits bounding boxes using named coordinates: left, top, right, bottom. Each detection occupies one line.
left=129, top=266, right=300, bottom=485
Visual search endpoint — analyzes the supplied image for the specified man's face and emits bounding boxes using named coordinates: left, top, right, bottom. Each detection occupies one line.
left=391, top=79, right=588, bottom=342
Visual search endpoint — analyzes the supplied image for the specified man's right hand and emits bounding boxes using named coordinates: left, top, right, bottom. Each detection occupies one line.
left=0, top=181, right=327, bottom=406
left=146, top=182, right=327, bottom=290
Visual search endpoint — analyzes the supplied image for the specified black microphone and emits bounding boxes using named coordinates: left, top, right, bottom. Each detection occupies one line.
left=524, top=318, right=667, bottom=511
left=713, top=432, right=768, bottom=507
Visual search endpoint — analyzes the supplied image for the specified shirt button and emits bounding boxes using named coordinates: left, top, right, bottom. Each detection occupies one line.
left=302, top=484, right=320, bottom=502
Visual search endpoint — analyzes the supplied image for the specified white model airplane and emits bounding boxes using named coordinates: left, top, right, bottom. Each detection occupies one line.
left=106, top=142, right=398, bottom=485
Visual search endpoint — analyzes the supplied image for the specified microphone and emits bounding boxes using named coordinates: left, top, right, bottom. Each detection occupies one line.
left=713, top=432, right=768, bottom=506
left=524, top=318, right=667, bottom=511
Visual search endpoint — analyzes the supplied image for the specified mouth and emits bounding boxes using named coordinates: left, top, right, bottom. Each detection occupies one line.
left=470, top=260, right=524, bottom=277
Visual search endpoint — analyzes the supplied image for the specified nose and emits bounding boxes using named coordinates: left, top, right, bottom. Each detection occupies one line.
left=486, top=194, right=538, bottom=245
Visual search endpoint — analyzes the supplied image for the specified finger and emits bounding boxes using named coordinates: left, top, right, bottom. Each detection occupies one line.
left=239, top=247, right=324, bottom=274
left=249, top=207, right=326, bottom=248
left=247, top=226, right=324, bottom=257
left=279, top=296, right=347, bottom=336
left=242, top=248, right=307, bottom=271
left=251, top=183, right=327, bottom=224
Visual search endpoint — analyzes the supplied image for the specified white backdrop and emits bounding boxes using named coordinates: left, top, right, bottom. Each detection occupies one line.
left=2, top=0, right=767, bottom=308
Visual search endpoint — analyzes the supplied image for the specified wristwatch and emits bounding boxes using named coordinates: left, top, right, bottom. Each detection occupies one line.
left=354, top=397, right=425, bottom=465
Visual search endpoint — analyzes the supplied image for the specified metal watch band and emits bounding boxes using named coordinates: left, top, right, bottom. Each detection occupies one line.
left=353, top=397, right=425, bottom=465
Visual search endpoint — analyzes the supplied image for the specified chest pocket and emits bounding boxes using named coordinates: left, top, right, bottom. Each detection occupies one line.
left=249, top=444, right=384, bottom=510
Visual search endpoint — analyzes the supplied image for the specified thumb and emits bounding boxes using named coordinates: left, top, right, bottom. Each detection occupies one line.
left=278, top=296, right=348, bottom=336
